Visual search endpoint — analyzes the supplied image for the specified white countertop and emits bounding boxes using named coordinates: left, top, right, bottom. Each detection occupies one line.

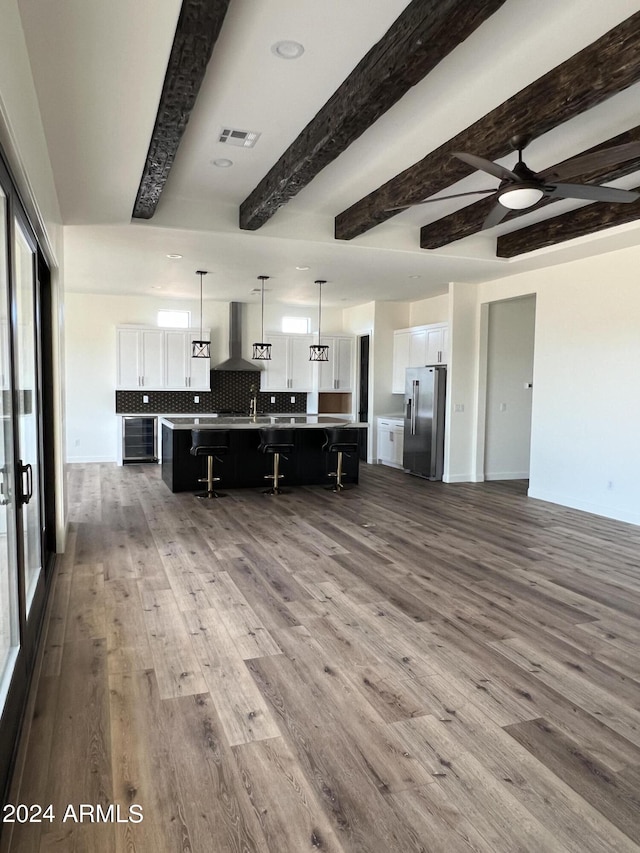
left=160, top=415, right=367, bottom=430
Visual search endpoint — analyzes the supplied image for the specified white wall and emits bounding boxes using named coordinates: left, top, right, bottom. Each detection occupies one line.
left=474, top=246, right=640, bottom=525
left=484, top=296, right=535, bottom=480
left=0, top=0, right=62, bottom=264
left=409, top=293, right=448, bottom=326
left=0, top=0, right=66, bottom=547
left=443, top=281, right=479, bottom=483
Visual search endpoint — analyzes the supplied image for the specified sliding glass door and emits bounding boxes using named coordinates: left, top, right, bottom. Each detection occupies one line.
left=0, top=152, right=50, bottom=807
left=13, top=218, right=42, bottom=616
left=0, top=187, right=20, bottom=713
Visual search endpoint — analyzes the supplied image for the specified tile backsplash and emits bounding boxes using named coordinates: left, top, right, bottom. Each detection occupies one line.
left=115, top=371, right=307, bottom=414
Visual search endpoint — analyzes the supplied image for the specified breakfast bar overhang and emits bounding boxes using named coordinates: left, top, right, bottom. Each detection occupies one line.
left=160, top=416, right=368, bottom=493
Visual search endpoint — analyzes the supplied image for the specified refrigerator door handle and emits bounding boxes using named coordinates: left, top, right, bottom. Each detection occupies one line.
left=411, top=380, right=419, bottom=435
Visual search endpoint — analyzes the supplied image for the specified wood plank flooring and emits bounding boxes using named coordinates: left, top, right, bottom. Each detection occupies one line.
left=4, top=462, right=640, bottom=852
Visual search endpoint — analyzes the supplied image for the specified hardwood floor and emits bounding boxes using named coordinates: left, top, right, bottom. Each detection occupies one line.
left=4, top=462, right=640, bottom=852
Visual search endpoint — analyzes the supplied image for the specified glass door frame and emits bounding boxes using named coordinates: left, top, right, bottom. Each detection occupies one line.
left=0, top=150, right=51, bottom=807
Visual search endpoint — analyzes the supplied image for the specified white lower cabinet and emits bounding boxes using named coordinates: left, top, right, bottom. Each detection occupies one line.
left=377, top=418, right=404, bottom=468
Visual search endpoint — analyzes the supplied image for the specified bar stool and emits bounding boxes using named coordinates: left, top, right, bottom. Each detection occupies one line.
left=323, top=427, right=359, bottom=492
left=190, top=429, right=230, bottom=499
left=258, top=427, right=295, bottom=495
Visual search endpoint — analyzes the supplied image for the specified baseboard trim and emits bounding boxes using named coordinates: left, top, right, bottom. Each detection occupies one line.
left=66, top=456, right=115, bottom=464
left=527, top=487, right=640, bottom=527
left=485, top=471, right=529, bottom=481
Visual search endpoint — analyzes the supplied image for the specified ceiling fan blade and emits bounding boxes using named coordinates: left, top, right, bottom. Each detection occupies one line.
left=453, top=151, right=519, bottom=182
left=548, top=183, right=640, bottom=203
left=386, top=189, right=495, bottom=211
left=481, top=202, right=509, bottom=230
left=539, top=141, right=640, bottom=183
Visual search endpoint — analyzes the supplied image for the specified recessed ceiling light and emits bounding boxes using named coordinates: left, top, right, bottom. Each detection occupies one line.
left=212, top=158, right=233, bottom=168
left=152, top=286, right=163, bottom=290
left=166, top=253, right=182, bottom=259
left=271, top=40, right=305, bottom=60
left=295, top=265, right=310, bottom=270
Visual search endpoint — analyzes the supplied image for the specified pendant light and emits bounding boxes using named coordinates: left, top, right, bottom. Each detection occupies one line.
left=309, top=279, right=329, bottom=362
left=252, top=275, right=272, bottom=360
left=192, top=270, right=210, bottom=358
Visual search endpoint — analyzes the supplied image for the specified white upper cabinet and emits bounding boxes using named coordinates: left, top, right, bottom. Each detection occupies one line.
left=116, top=326, right=210, bottom=390
left=317, top=336, right=354, bottom=391
left=260, top=333, right=314, bottom=391
left=392, top=323, right=448, bottom=393
left=425, top=325, right=448, bottom=366
left=164, top=330, right=211, bottom=390
left=117, top=328, right=164, bottom=389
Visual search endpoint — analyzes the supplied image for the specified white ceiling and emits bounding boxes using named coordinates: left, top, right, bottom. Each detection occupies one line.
left=17, top=0, right=640, bottom=307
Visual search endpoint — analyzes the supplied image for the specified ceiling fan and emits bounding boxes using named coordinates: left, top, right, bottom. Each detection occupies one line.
left=391, top=134, right=640, bottom=229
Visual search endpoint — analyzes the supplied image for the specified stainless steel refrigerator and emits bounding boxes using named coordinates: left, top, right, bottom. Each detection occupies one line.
left=403, top=365, right=446, bottom=480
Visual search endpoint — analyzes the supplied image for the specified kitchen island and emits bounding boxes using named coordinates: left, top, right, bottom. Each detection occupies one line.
left=160, top=415, right=367, bottom=492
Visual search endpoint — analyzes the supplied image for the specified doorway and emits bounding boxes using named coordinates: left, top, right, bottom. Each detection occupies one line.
left=357, top=334, right=370, bottom=461
left=483, top=295, right=536, bottom=481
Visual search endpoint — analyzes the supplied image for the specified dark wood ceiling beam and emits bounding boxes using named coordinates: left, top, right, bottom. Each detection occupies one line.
left=132, top=0, right=231, bottom=220
left=238, top=0, right=508, bottom=232
left=496, top=187, right=640, bottom=258
left=335, top=11, right=640, bottom=241
left=419, top=126, right=640, bottom=248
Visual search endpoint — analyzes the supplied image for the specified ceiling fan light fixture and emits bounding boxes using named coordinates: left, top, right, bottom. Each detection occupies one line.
left=498, top=185, right=545, bottom=210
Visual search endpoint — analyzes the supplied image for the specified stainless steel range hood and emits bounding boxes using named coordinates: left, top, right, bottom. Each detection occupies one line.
left=212, top=302, right=260, bottom=371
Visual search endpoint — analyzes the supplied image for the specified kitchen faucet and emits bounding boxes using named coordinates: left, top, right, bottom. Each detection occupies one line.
left=249, top=388, right=258, bottom=420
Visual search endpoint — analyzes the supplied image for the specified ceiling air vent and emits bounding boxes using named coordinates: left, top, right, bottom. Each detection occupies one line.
left=218, top=127, right=261, bottom=148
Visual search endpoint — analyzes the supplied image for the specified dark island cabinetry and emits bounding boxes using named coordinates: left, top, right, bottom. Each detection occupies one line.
left=161, top=419, right=366, bottom=493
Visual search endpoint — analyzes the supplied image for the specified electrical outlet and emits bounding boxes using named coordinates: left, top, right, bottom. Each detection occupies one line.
left=194, top=395, right=199, bottom=404
left=143, top=395, right=149, bottom=404
left=270, top=396, right=275, bottom=403
left=454, top=403, right=464, bottom=413
left=290, top=396, right=296, bottom=403
left=499, top=402, right=507, bottom=412
left=74, top=438, right=80, bottom=447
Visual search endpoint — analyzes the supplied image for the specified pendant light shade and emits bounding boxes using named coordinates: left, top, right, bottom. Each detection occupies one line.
left=252, top=275, right=272, bottom=360
left=309, top=279, right=329, bottom=362
left=192, top=270, right=210, bottom=358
